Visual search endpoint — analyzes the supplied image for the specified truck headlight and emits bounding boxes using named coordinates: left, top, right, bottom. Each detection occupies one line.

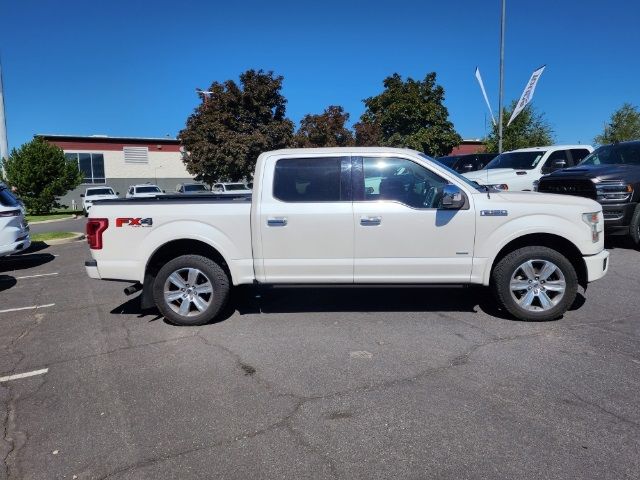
left=486, top=184, right=509, bottom=191
left=582, top=211, right=603, bottom=243
left=596, top=181, right=633, bottom=203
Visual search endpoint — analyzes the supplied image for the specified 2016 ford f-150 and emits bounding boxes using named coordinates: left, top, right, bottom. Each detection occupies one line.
left=85, top=148, right=609, bottom=325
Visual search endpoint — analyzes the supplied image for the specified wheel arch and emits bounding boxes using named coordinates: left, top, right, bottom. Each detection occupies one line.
left=486, top=233, right=587, bottom=289
left=140, top=239, right=231, bottom=309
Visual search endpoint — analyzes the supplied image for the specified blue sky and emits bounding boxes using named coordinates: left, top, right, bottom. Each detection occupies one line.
left=1, top=0, right=638, bottom=150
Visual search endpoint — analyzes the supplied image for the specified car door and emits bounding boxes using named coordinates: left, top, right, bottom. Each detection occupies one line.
left=258, top=154, right=354, bottom=283
left=353, top=155, right=476, bottom=283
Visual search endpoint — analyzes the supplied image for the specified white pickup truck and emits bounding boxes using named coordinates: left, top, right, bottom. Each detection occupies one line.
left=464, top=145, right=594, bottom=191
left=85, top=147, right=609, bottom=325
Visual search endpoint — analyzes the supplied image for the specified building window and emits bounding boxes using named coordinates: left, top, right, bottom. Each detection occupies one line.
left=123, top=146, right=149, bottom=164
left=65, top=153, right=106, bottom=184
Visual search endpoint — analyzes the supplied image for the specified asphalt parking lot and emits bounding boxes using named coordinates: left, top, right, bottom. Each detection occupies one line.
left=0, top=239, right=639, bottom=480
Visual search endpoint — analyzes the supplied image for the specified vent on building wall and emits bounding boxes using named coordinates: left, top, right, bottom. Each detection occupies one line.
left=123, top=146, right=149, bottom=164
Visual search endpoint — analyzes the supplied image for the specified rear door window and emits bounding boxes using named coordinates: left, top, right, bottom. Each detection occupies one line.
left=273, top=157, right=347, bottom=202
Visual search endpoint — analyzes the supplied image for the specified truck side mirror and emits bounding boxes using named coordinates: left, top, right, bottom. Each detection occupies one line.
left=543, top=159, right=567, bottom=174
left=80, top=194, right=85, bottom=198
left=440, top=184, right=466, bottom=210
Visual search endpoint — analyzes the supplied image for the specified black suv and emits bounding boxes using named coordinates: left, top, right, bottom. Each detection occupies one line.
left=435, top=153, right=497, bottom=173
left=538, top=141, right=640, bottom=245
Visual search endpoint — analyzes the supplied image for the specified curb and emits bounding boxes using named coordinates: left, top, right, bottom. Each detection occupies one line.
left=28, top=215, right=79, bottom=225
left=33, top=232, right=85, bottom=246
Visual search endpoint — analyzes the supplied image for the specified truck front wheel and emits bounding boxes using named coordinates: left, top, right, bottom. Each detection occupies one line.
left=629, top=203, right=640, bottom=247
left=153, top=254, right=230, bottom=326
left=491, top=246, right=578, bottom=321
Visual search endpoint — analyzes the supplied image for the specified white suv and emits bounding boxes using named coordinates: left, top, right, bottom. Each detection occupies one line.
left=81, top=186, right=119, bottom=216
left=0, top=183, right=30, bottom=257
left=463, top=145, right=593, bottom=191
left=126, top=184, right=164, bottom=199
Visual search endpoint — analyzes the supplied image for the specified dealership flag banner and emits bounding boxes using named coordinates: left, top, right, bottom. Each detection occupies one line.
left=507, top=65, right=546, bottom=126
left=475, top=67, right=496, bottom=126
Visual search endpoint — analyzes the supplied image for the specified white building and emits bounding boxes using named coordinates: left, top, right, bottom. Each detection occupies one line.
left=39, top=134, right=195, bottom=208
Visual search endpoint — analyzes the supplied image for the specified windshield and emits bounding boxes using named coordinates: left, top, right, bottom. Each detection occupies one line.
left=225, top=184, right=248, bottom=191
left=580, top=143, right=640, bottom=166
left=136, top=186, right=161, bottom=193
left=419, top=154, right=480, bottom=191
left=435, top=156, right=458, bottom=167
left=0, top=186, right=20, bottom=207
left=484, top=151, right=546, bottom=170
left=184, top=184, right=208, bottom=192
left=87, top=188, right=114, bottom=196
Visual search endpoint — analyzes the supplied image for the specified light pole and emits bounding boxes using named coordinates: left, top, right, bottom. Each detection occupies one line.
left=498, top=0, right=506, bottom=153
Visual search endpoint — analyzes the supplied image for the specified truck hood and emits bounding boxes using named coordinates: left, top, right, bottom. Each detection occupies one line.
left=464, top=168, right=528, bottom=184
left=483, top=190, right=600, bottom=209
left=547, top=164, right=640, bottom=182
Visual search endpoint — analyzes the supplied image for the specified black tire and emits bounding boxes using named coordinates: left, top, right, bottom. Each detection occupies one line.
left=152, top=254, right=230, bottom=326
left=629, top=203, right=640, bottom=247
left=491, top=246, right=578, bottom=321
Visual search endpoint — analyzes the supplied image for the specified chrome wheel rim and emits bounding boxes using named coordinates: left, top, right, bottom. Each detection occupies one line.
left=164, top=268, right=213, bottom=317
left=509, top=259, right=566, bottom=312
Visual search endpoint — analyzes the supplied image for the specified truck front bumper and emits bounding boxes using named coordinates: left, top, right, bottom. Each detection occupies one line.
left=602, top=202, right=637, bottom=235
left=583, top=250, right=609, bottom=282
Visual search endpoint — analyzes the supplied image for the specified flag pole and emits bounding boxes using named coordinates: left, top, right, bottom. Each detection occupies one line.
left=0, top=58, right=8, bottom=170
left=498, top=0, right=506, bottom=153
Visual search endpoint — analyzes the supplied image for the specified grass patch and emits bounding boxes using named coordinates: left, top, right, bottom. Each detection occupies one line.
left=31, top=231, right=78, bottom=242
left=26, top=213, right=75, bottom=222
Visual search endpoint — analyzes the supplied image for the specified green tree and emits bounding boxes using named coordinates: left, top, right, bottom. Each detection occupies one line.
left=294, top=105, right=355, bottom=147
left=353, top=72, right=461, bottom=157
left=595, top=103, right=640, bottom=145
left=179, top=70, right=294, bottom=184
left=485, top=101, right=554, bottom=152
left=3, top=138, right=82, bottom=214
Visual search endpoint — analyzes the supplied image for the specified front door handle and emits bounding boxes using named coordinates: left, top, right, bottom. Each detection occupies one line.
left=267, top=217, right=288, bottom=227
left=360, top=216, right=381, bottom=226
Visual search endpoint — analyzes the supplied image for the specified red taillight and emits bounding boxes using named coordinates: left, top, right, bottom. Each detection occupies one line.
left=0, top=209, right=20, bottom=217
left=86, top=218, right=108, bottom=250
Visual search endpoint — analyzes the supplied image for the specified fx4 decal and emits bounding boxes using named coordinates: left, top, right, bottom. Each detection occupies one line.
left=116, top=217, right=153, bottom=227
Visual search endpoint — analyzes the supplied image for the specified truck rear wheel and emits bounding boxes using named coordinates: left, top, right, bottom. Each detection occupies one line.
left=491, top=246, right=578, bottom=321
left=153, top=254, right=230, bottom=326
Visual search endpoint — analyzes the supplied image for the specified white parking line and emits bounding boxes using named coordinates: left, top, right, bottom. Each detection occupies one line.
left=0, top=303, right=55, bottom=314
left=0, top=368, right=48, bottom=383
left=15, top=272, right=59, bottom=280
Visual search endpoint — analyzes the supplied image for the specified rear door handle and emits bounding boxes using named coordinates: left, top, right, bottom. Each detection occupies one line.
left=360, top=216, right=381, bottom=226
left=267, top=217, right=288, bottom=227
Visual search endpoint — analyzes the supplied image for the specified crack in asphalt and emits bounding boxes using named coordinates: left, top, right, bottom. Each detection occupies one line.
left=563, top=388, right=640, bottom=430
left=93, top=330, right=547, bottom=479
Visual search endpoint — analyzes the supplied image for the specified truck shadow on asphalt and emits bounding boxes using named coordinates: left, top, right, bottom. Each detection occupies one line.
left=0, top=275, right=17, bottom=291
left=111, top=285, right=588, bottom=325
